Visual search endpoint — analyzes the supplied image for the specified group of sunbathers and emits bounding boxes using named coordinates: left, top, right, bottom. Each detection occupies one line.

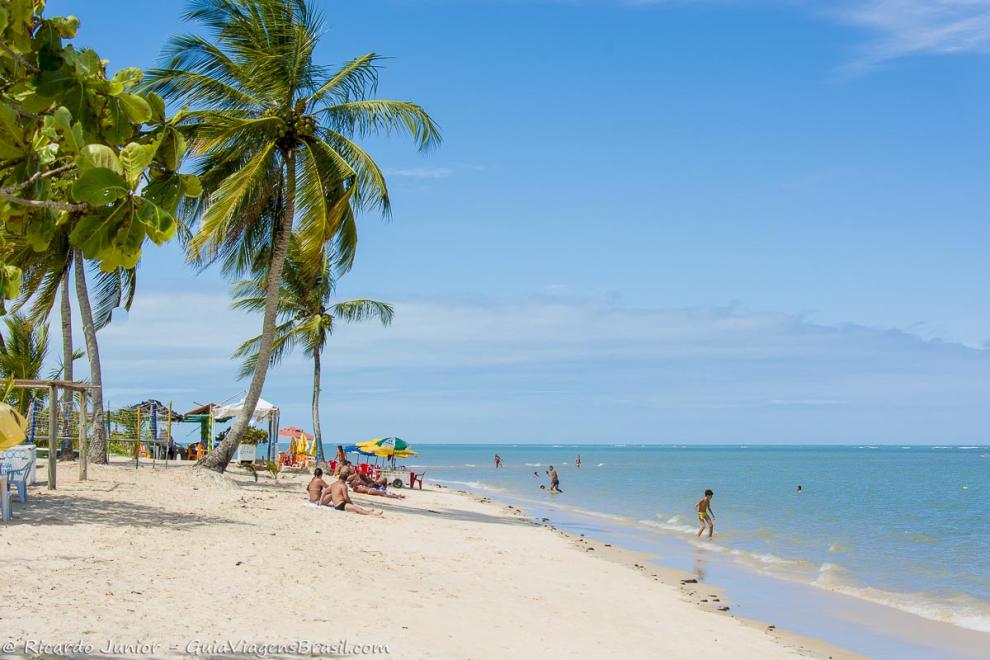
left=306, top=458, right=405, bottom=516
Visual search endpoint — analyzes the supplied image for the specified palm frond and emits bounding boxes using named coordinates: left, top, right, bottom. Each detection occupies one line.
left=321, top=100, right=441, bottom=152
left=320, top=129, right=390, bottom=215
left=232, top=319, right=305, bottom=379
left=90, top=267, right=137, bottom=330
left=331, top=299, right=394, bottom=327
left=307, top=53, right=382, bottom=106
left=188, top=142, right=279, bottom=263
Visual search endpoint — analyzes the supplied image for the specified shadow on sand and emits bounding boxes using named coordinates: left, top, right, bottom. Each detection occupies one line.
left=350, top=495, right=534, bottom=527
left=6, top=491, right=245, bottom=529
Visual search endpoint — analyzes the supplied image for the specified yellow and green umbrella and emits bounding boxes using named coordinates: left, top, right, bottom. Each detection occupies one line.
left=0, top=402, right=27, bottom=451
left=355, top=437, right=414, bottom=458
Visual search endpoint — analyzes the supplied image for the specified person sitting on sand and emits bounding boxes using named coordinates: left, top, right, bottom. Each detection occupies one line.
left=696, top=489, right=715, bottom=538
left=323, top=467, right=381, bottom=515
left=347, top=471, right=405, bottom=499
left=307, top=467, right=331, bottom=503
left=548, top=466, right=562, bottom=493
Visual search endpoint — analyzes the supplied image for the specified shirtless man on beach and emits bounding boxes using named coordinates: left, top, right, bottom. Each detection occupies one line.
left=696, top=489, right=715, bottom=538
left=307, top=468, right=330, bottom=503
left=495, top=454, right=503, bottom=468
left=548, top=466, right=562, bottom=493
left=324, top=468, right=381, bottom=515
left=575, top=455, right=582, bottom=469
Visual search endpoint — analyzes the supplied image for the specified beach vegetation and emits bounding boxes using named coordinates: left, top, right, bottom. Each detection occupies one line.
left=146, top=0, right=438, bottom=472
left=1, top=0, right=199, bottom=461
left=232, top=245, right=393, bottom=469
left=0, top=312, right=48, bottom=413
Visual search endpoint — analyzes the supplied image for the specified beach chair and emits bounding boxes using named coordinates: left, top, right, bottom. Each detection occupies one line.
left=409, top=471, right=425, bottom=490
left=3, top=455, right=34, bottom=504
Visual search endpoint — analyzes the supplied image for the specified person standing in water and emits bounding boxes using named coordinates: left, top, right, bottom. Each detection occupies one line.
left=548, top=465, right=562, bottom=493
left=494, top=454, right=503, bottom=468
left=696, top=489, right=715, bottom=538
left=575, top=455, right=582, bottom=469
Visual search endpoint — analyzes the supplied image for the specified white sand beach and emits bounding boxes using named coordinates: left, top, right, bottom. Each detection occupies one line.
left=0, top=459, right=853, bottom=659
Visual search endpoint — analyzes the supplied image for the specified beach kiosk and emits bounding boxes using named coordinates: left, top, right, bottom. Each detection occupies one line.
left=212, top=397, right=280, bottom=464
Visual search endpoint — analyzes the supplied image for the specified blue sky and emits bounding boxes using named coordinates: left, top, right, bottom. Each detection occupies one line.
left=44, top=0, right=990, bottom=444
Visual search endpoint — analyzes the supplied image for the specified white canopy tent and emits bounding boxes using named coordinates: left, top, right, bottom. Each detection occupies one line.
left=212, top=397, right=281, bottom=462
left=214, top=397, right=278, bottom=424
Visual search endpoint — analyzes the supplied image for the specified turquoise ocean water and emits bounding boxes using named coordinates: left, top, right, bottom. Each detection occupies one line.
left=378, top=444, right=990, bottom=640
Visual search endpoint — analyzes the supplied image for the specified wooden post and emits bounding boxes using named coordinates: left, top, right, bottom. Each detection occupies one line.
left=134, top=406, right=141, bottom=469
left=165, top=402, right=173, bottom=469
left=47, top=385, right=57, bottom=490
left=78, top=391, right=88, bottom=481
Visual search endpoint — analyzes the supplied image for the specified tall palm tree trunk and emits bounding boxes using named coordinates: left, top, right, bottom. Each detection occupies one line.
left=312, top=350, right=326, bottom=469
left=59, top=271, right=74, bottom=460
left=200, top=153, right=297, bottom=473
left=74, top=251, right=108, bottom=464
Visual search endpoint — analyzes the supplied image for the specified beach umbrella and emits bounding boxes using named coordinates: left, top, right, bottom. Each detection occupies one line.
left=278, top=426, right=314, bottom=440
left=370, top=441, right=414, bottom=458
left=0, top=403, right=26, bottom=451
left=377, top=437, right=408, bottom=451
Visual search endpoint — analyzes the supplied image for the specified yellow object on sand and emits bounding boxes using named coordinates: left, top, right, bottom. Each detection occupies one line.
left=0, top=403, right=27, bottom=451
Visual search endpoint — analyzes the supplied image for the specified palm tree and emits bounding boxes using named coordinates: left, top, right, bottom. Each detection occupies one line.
left=12, top=231, right=134, bottom=463
left=0, top=313, right=50, bottom=414
left=231, top=247, right=393, bottom=467
left=146, top=0, right=438, bottom=472
left=10, top=230, right=76, bottom=456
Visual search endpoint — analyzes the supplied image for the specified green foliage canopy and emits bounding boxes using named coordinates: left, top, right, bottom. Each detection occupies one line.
left=0, top=0, right=200, bottom=310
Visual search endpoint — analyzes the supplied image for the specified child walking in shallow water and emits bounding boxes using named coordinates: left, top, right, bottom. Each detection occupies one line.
left=696, top=489, right=715, bottom=538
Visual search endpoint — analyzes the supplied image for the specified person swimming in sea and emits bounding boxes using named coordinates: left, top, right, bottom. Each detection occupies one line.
left=696, top=489, right=715, bottom=538
left=575, top=455, right=582, bottom=469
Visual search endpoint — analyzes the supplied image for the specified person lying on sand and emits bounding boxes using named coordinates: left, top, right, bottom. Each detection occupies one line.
left=696, top=489, right=715, bottom=538
left=346, top=472, right=405, bottom=499
left=307, top=468, right=331, bottom=503
left=323, top=468, right=382, bottom=515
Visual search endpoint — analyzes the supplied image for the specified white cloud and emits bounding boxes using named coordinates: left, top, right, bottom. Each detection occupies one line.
left=613, top=0, right=990, bottom=64
left=831, top=0, right=990, bottom=65
left=86, top=290, right=990, bottom=442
